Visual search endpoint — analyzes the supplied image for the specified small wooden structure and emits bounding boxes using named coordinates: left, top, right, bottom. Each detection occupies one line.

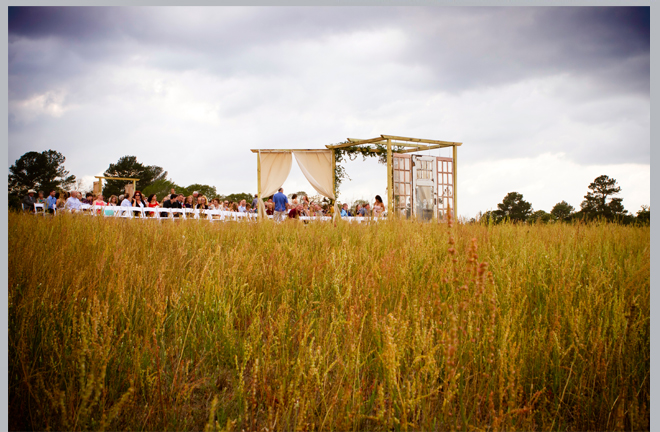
left=252, top=134, right=461, bottom=219
left=94, top=176, right=140, bottom=195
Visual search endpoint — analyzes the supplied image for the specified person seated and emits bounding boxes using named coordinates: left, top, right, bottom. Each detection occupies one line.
left=131, top=190, right=146, bottom=216
left=358, top=204, right=371, bottom=217
left=131, top=190, right=147, bottom=207
left=56, top=193, right=66, bottom=211
left=118, top=194, right=132, bottom=216
left=196, top=195, right=209, bottom=210
left=65, top=191, right=83, bottom=212
left=37, top=191, right=47, bottom=205
left=266, top=202, right=274, bottom=216
left=238, top=200, right=247, bottom=212
left=93, top=194, right=106, bottom=214
left=81, top=193, right=94, bottom=205
left=105, top=195, right=119, bottom=216
left=340, top=203, right=351, bottom=217
left=168, top=194, right=185, bottom=218
left=195, top=195, right=209, bottom=219
left=22, top=189, right=37, bottom=212
left=146, top=194, right=159, bottom=217
left=209, top=198, right=222, bottom=219
left=231, top=202, right=239, bottom=212
left=288, top=204, right=303, bottom=220
left=184, top=195, right=194, bottom=209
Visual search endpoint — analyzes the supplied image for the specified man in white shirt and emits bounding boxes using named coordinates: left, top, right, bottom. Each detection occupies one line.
left=120, top=194, right=132, bottom=216
left=65, top=191, right=82, bottom=212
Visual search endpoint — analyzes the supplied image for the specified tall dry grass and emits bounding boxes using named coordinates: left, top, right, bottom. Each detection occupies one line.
left=8, top=212, right=649, bottom=431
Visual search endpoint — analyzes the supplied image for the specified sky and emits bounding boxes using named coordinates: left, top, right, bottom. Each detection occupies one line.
left=8, top=6, right=650, bottom=219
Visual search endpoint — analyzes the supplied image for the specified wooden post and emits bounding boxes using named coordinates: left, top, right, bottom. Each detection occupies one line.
left=453, top=145, right=457, bottom=220
left=331, top=149, right=336, bottom=199
left=133, top=180, right=136, bottom=194
left=257, top=151, right=262, bottom=220
left=387, top=139, right=393, bottom=216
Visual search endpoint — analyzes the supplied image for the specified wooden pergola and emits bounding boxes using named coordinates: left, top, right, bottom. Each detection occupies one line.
left=251, top=134, right=461, bottom=217
left=326, top=135, right=462, bottom=217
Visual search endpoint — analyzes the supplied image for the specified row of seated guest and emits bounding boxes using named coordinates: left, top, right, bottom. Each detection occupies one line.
left=30, top=188, right=386, bottom=218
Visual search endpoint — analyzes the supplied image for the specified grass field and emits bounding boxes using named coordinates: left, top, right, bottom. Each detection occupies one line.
left=8, top=212, right=650, bottom=431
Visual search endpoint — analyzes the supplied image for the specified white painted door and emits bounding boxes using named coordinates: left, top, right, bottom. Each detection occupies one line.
left=411, top=155, right=437, bottom=221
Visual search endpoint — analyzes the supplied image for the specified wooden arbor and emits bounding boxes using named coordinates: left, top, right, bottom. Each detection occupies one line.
left=94, top=176, right=140, bottom=195
left=251, top=134, right=461, bottom=218
left=326, top=135, right=461, bottom=218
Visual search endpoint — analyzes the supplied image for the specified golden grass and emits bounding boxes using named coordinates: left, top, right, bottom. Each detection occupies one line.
left=8, top=212, right=649, bottom=431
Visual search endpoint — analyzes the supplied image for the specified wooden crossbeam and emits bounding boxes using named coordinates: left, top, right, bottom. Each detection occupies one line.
left=250, top=149, right=331, bottom=153
left=326, top=137, right=385, bottom=148
left=381, top=135, right=462, bottom=146
left=398, top=144, right=452, bottom=154
left=94, top=176, right=140, bottom=181
left=347, top=137, right=429, bottom=149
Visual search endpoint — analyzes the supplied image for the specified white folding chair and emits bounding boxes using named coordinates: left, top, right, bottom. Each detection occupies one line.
left=33, top=203, right=46, bottom=216
left=169, top=208, right=186, bottom=220
left=184, top=208, right=198, bottom=220
left=156, top=208, right=170, bottom=221
left=116, top=206, right=134, bottom=218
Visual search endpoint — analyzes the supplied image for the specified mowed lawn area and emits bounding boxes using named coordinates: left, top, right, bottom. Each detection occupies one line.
left=8, top=212, right=649, bottom=431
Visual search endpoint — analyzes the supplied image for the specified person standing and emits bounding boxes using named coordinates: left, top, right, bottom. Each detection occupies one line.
left=251, top=194, right=259, bottom=210
left=373, top=195, right=385, bottom=218
left=273, top=187, right=288, bottom=222
left=46, top=190, right=57, bottom=214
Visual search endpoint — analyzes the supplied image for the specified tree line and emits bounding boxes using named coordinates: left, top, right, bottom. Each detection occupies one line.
left=477, top=175, right=649, bottom=224
left=8, top=149, right=650, bottom=224
left=7, top=150, right=254, bottom=210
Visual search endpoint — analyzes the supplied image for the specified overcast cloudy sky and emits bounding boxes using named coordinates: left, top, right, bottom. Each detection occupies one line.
left=8, top=6, right=649, bottom=218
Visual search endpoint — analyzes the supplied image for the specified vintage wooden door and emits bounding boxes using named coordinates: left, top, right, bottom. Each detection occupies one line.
left=411, top=155, right=437, bottom=221
left=436, top=157, right=454, bottom=220
left=392, top=154, right=412, bottom=218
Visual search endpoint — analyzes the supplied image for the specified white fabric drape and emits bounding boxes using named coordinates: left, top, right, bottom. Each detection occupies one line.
left=258, top=152, right=292, bottom=219
left=293, top=150, right=341, bottom=220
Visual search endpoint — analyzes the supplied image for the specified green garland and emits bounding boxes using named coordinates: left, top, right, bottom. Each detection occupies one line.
left=332, top=142, right=404, bottom=195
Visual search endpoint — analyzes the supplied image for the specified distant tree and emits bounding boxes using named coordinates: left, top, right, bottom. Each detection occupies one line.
left=289, top=190, right=309, bottom=200
left=551, top=200, right=575, bottom=221
left=102, top=156, right=167, bottom=197
left=494, top=192, right=533, bottom=222
left=142, top=178, right=179, bottom=200
left=528, top=210, right=555, bottom=224
left=8, top=150, right=76, bottom=209
left=580, top=175, right=627, bottom=221
left=636, top=205, right=650, bottom=224
left=220, top=192, right=254, bottom=204
left=179, top=183, right=218, bottom=199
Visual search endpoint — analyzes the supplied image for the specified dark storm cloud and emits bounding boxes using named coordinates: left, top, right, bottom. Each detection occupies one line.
left=9, top=7, right=649, bottom=97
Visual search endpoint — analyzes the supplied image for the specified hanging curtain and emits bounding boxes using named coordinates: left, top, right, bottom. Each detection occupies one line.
left=293, top=150, right=341, bottom=220
left=257, top=151, right=292, bottom=219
